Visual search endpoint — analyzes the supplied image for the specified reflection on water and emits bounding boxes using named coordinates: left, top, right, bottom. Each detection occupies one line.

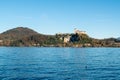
left=0, top=47, right=120, bottom=80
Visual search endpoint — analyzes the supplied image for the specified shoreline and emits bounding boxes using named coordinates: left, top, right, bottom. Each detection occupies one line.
left=0, top=46, right=120, bottom=48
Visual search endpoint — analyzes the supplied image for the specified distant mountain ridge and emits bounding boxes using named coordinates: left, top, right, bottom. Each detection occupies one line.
left=2, top=27, right=38, bottom=34
left=0, top=27, right=39, bottom=40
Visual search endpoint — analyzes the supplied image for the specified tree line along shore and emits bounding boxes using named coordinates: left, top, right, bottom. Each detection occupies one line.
left=0, top=27, right=120, bottom=47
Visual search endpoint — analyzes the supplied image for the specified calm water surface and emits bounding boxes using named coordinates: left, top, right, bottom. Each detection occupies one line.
left=0, top=47, right=120, bottom=80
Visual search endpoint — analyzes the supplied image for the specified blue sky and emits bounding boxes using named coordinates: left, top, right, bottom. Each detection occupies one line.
left=0, top=0, right=120, bottom=39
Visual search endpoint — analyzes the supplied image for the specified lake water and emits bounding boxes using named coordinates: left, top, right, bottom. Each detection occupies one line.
left=0, top=47, right=120, bottom=80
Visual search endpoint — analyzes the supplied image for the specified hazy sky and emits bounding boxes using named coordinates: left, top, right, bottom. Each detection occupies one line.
left=0, top=0, right=120, bottom=39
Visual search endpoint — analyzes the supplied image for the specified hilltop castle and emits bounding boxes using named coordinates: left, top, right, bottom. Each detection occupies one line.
left=56, top=28, right=87, bottom=43
left=74, top=28, right=86, bottom=35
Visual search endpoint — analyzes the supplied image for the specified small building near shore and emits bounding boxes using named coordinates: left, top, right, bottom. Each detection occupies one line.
left=64, top=35, right=71, bottom=43
left=0, top=40, right=3, bottom=43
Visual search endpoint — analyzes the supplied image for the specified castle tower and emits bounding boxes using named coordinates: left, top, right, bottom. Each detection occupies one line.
left=74, top=28, right=86, bottom=34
